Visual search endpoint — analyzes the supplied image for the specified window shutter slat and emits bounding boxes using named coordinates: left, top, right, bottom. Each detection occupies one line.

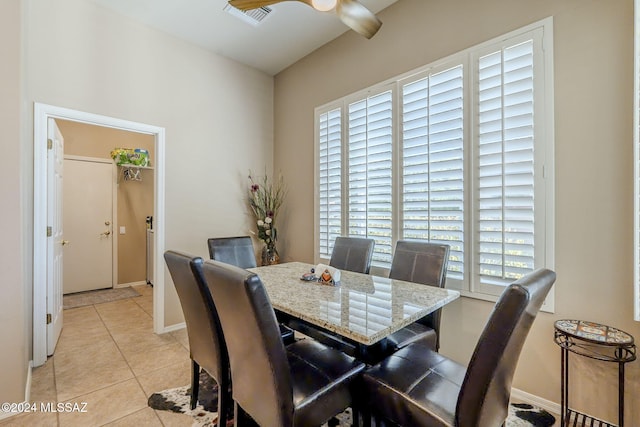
left=477, top=39, right=535, bottom=285
left=348, top=91, right=393, bottom=266
left=401, top=65, right=465, bottom=280
left=318, top=108, right=342, bottom=258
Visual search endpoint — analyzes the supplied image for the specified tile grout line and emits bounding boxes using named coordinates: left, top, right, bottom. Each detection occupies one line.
left=93, top=295, right=167, bottom=426
left=82, top=300, right=152, bottom=426
left=51, top=354, right=60, bottom=426
left=127, top=286, right=188, bottom=426
left=56, top=304, right=135, bottom=405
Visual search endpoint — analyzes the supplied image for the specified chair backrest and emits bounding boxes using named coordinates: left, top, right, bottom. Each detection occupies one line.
left=456, top=268, right=556, bottom=427
left=389, top=240, right=451, bottom=349
left=329, top=236, right=376, bottom=274
left=207, top=236, right=257, bottom=269
left=202, top=260, right=294, bottom=427
left=163, top=250, right=229, bottom=385
left=388, top=240, right=450, bottom=287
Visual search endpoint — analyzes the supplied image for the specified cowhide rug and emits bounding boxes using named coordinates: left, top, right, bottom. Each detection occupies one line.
left=148, top=371, right=556, bottom=427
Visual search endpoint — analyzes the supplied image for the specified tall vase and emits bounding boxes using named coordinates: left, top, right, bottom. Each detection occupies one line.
left=261, top=243, right=280, bottom=266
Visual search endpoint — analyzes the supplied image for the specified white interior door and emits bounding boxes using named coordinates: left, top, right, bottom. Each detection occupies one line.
left=47, top=119, right=64, bottom=355
left=63, top=158, right=114, bottom=294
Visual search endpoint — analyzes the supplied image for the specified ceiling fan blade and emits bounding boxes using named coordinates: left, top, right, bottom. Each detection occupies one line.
left=336, top=0, right=382, bottom=39
left=228, top=0, right=312, bottom=11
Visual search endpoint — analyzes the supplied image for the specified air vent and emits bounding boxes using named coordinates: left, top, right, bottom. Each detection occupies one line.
left=223, top=4, right=272, bottom=26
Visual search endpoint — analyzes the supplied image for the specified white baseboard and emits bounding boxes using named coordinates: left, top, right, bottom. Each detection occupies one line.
left=115, top=281, right=147, bottom=289
left=511, top=387, right=560, bottom=415
left=0, top=362, right=33, bottom=422
left=161, top=322, right=186, bottom=334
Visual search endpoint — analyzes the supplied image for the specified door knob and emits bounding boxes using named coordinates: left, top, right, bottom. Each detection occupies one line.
left=100, top=230, right=111, bottom=237
left=105, top=221, right=111, bottom=226
left=61, top=240, right=69, bottom=246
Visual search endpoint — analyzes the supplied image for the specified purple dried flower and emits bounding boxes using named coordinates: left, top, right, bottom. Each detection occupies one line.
left=251, top=184, right=259, bottom=192
left=266, top=210, right=274, bottom=218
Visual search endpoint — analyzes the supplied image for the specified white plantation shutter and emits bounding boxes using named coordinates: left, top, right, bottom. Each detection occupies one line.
left=348, top=91, right=394, bottom=266
left=318, top=108, right=342, bottom=258
left=401, top=65, right=465, bottom=280
left=315, top=21, right=552, bottom=304
left=477, top=39, right=536, bottom=287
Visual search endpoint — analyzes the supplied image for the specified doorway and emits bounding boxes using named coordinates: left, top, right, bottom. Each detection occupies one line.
left=33, top=103, right=166, bottom=367
left=56, top=118, right=156, bottom=294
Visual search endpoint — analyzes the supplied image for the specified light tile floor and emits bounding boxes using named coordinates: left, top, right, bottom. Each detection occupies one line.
left=0, top=284, right=196, bottom=427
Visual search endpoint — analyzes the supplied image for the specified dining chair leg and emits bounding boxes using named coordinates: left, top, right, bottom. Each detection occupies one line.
left=359, top=407, right=371, bottom=427
left=217, top=373, right=231, bottom=427
left=351, top=404, right=362, bottom=427
left=190, top=360, right=200, bottom=410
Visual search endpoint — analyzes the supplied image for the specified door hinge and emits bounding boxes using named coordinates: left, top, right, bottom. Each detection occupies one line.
left=47, top=226, right=52, bottom=237
left=47, top=138, right=53, bottom=150
left=46, top=313, right=52, bottom=324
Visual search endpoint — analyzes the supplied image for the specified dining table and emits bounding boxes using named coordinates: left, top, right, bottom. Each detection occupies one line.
left=249, top=261, right=460, bottom=364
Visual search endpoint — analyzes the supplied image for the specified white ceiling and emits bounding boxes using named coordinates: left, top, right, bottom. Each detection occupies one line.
left=88, top=0, right=398, bottom=75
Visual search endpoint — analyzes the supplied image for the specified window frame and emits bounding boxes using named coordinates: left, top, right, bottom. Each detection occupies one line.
left=314, top=18, right=555, bottom=311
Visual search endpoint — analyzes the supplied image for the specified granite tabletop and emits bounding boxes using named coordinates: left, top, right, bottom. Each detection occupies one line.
left=249, top=261, right=460, bottom=346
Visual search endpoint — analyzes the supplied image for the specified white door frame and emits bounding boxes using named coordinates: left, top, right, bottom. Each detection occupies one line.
left=33, top=103, right=166, bottom=367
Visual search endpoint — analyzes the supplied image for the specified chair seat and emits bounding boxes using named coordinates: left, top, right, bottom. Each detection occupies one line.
left=287, top=339, right=365, bottom=426
left=362, top=342, right=466, bottom=427
left=386, top=322, right=437, bottom=351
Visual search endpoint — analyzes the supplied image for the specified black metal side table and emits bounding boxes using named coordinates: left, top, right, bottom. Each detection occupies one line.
left=554, top=320, right=636, bottom=427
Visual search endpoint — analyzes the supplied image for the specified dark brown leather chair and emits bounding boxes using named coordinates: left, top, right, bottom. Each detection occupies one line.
left=202, top=259, right=365, bottom=427
left=386, top=240, right=450, bottom=352
left=163, top=251, right=231, bottom=426
left=208, top=235, right=295, bottom=345
left=207, top=236, right=258, bottom=269
left=361, top=268, right=556, bottom=427
left=329, top=236, right=376, bottom=274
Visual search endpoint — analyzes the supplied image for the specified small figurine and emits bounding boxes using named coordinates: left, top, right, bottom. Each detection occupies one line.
left=300, top=267, right=318, bottom=282
left=320, top=269, right=335, bottom=285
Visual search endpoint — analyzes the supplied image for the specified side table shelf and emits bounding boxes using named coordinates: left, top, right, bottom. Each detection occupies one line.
left=554, top=320, right=636, bottom=427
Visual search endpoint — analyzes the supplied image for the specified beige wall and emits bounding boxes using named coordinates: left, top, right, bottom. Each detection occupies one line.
left=24, top=0, right=274, bottom=328
left=0, top=0, right=28, bottom=405
left=56, top=119, right=155, bottom=285
left=0, top=0, right=275, bottom=404
left=117, top=168, right=155, bottom=285
left=275, top=0, right=640, bottom=422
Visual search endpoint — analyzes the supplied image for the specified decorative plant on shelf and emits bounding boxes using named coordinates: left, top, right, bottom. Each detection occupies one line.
left=110, top=148, right=134, bottom=166
left=110, top=147, right=150, bottom=167
left=248, top=171, right=286, bottom=266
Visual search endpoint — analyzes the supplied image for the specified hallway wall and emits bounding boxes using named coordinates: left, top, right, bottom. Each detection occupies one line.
left=23, top=0, right=274, bottom=330
left=0, top=0, right=28, bottom=407
left=0, top=0, right=275, bottom=407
